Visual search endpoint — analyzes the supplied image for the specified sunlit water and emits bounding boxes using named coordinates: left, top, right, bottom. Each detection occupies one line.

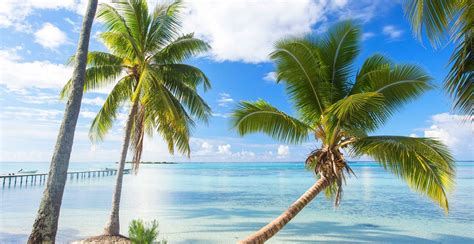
left=1, top=162, right=473, bottom=243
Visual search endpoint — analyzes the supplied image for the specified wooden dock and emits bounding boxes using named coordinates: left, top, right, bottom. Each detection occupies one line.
left=1, top=168, right=131, bottom=188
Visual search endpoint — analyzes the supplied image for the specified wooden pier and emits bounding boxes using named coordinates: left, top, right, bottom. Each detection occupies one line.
left=1, top=168, right=131, bottom=188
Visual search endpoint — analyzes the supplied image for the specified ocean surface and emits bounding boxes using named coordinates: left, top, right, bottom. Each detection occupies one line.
left=1, top=162, right=473, bottom=243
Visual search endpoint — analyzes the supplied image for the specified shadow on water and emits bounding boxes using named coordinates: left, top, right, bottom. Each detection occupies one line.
left=0, top=228, right=83, bottom=243
left=175, top=219, right=474, bottom=243
left=278, top=220, right=474, bottom=243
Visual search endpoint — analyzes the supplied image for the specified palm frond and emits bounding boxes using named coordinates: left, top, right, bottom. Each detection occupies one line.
left=350, top=54, right=392, bottom=94
left=152, top=33, right=210, bottom=64
left=146, top=0, right=183, bottom=51
left=324, top=92, right=386, bottom=134
left=351, top=136, right=455, bottom=212
left=270, top=37, right=331, bottom=123
left=349, top=62, right=433, bottom=121
left=153, top=63, right=211, bottom=91
left=97, top=2, right=142, bottom=59
left=60, top=65, right=124, bottom=99
left=403, top=0, right=458, bottom=47
left=89, top=75, right=134, bottom=141
left=231, top=100, right=313, bottom=144
left=319, top=20, right=360, bottom=100
left=445, top=27, right=473, bottom=116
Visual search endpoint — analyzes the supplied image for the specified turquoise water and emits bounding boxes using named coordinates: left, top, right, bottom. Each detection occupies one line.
left=1, top=162, right=473, bottom=243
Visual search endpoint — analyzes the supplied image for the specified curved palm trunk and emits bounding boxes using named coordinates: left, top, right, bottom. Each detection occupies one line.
left=238, top=177, right=330, bottom=244
left=104, top=98, right=139, bottom=235
left=28, top=1, right=98, bottom=243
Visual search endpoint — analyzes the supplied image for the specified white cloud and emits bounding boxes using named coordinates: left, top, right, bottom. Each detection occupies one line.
left=0, top=49, right=116, bottom=92
left=263, top=72, right=277, bottom=83
left=422, top=113, right=473, bottom=159
left=361, top=32, right=375, bottom=40
left=34, top=23, right=68, bottom=49
left=234, top=150, right=256, bottom=158
left=0, top=0, right=109, bottom=31
left=180, top=0, right=394, bottom=63
left=201, top=141, right=213, bottom=152
left=0, top=50, right=71, bottom=89
left=82, top=97, right=106, bottom=106
left=277, top=145, right=290, bottom=157
left=217, top=144, right=232, bottom=155
left=0, top=106, right=63, bottom=122
left=383, top=25, right=403, bottom=39
left=217, top=92, right=234, bottom=107
left=409, top=133, right=418, bottom=138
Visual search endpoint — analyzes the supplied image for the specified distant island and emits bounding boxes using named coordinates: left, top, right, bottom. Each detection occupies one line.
left=116, top=161, right=178, bottom=164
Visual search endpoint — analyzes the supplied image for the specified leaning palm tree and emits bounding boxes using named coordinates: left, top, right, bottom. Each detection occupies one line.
left=28, top=0, right=98, bottom=243
left=61, top=0, right=211, bottom=237
left=403, top=0, right=473, bottom=116
left=232, top=21, right=455, bottom=243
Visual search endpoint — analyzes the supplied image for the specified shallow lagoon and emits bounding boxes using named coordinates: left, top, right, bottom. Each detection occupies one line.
left=1, top=162, right=473, bottom=243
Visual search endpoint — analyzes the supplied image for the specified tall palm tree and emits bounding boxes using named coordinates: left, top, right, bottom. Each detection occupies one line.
left=404, top=0, right=473, bottom=116
left=61, top=0, right=211, bottom=237
left=232, top=21, right=455, bottom=243
left=28, top=0, right=98, bottom=243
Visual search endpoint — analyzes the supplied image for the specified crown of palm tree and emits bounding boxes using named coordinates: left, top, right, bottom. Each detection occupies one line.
left=232, top=21, right=455, bottom=211
left=61, top=0, right=211, bottom=169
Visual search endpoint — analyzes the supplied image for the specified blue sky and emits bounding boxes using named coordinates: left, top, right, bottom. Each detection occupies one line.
left=0, top=0, right=472, bottom=163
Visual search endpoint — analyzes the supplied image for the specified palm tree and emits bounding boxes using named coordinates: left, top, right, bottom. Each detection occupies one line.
left=61, top=0, right=211, bottom=237
left=232, top=21, right=455, bottom=243
left=404, top=0, right=473, bottom=116
left=28, top=0, right=98, bottom=243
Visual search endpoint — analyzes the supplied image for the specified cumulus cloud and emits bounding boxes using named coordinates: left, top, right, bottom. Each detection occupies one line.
left=422, top=113, right=473, bottom=159
left=0, top=48, right=116, bottom=92
left=0, top=0, right=109, bottom=31
left=181, top=0, right=390, bottom=63
left=34, top=23, right=68, bottom=49
left=217, top=144, right=232, bottom=155
left=382, top=25, right=403, bottom=39
left=0, top=49, right=71, bottom=89
left=277, top=145, right=290, bottom=157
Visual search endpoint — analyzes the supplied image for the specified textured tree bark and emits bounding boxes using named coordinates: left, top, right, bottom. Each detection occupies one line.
left=28, top=1, right=98, bottom=243
left=237, top=177, right=330, bottom=244
left=103, top=98, right=139, bottom=236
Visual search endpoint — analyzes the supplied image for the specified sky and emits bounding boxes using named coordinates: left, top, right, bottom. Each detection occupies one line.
left=0, top=0, right=472, bottom=163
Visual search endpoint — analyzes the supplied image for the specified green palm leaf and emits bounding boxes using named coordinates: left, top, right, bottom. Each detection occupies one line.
left=403, top=0, right=473, bottom=116
left=324, top=92, right=386, bottom=135
left=89, top=75, right=134, bottom=141
left=231, top=100, right=312, bottom=144
left=351, top=136, right=455, bottom=211
left=152, top=33, right=211, bottom=64
left=270, top=37, right=330, bottom=123
left=319, top=20, right=360, bottom=100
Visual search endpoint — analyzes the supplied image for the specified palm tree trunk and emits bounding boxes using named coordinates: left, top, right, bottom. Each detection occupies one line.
left=238, top=177, right=330, bottom=244
left=103, top=98, right=139, bottom=236
left=28, top=1, right=98, bottom=243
